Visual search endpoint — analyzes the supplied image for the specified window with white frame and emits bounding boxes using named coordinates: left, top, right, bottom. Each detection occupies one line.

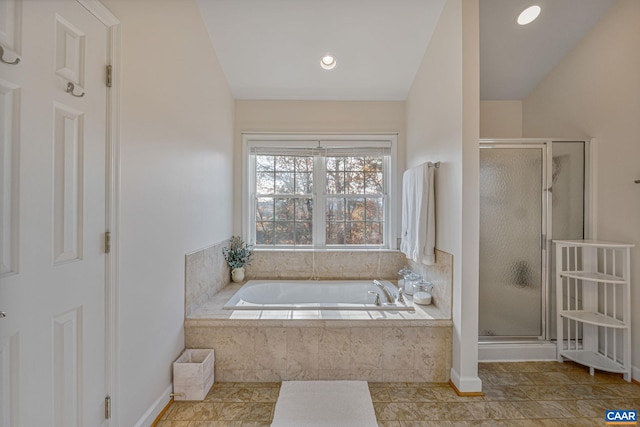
left=245, top=135, right=396, bottom=249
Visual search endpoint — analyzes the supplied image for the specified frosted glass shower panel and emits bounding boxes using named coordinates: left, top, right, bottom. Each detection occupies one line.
left=479, top=148, right=543, bottom=337
left=549, top=141, right=586, bottom=340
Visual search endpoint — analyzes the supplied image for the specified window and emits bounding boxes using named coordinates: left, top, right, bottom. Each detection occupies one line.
left=255, top=154, right=314, bottom=245
left=244, top=135, right=396, bottom=249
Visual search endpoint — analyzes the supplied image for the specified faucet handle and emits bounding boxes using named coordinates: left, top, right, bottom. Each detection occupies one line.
left=368, top=291, right=382, bottom=306
left=396, top=287, right=405, bottom=304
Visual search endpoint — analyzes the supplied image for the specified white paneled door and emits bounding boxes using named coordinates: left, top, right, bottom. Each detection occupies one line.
left=0, top=1, right=111, bottom=426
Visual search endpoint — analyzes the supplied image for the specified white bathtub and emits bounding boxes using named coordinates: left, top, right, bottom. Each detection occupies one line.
left=223, top=279, right=414, bottom=311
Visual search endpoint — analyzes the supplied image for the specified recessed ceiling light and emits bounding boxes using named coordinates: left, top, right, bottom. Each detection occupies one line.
left=517, top=5, right=541, bottom=25
left=320, top=54, right=336, bottom=70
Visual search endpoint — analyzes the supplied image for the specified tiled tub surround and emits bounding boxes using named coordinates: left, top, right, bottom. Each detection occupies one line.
left=186, top=280, right=452, bottom=382
left=185, top=240, right=230, bottom=318
left=185, top=319, right=452, bottom=383
left=184, top=246, right=454, bottom=383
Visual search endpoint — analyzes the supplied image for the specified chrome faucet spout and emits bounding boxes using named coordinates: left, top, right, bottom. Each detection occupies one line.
left=373, top=280, right=395, bottom=304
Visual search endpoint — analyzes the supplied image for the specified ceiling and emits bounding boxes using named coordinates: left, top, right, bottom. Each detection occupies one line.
left=197, top=0, right=616, bottom=101
left=480, top=0, right=615, bottom=100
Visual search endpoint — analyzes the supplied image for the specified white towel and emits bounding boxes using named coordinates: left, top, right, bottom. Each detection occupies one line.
left=401, top=163, right=435, bottom=265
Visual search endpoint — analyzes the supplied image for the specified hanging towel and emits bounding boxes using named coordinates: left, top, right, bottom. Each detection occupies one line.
left=400, top=163, right=436, bottom=265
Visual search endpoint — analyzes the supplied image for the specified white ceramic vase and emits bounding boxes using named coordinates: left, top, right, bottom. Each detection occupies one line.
left=231, top=267, right=245, bottom=283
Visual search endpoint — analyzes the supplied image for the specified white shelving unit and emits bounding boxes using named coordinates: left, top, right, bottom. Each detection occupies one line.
left=554, top=240, right=634, bottom=382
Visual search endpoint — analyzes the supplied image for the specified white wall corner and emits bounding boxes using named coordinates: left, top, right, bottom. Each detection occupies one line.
left=133, top=384, right=173, bottom=427
left=633, top=365, right=640, bottom=383
left=450, top=367, right=482, bottom=393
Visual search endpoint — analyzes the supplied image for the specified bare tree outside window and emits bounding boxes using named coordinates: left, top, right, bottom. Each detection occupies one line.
left=250, top=141, right=389, bottom=249
left=256, top=155, right=313, bottom=246
left=325, top=156, right=384, bottom=245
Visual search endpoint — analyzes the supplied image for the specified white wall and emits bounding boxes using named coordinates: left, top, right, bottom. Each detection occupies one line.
left=523, top=0, right=640, bottom=375
left=233, top=100, right=406, bottom=235
left=480, top=100, right=523, bottom=138
left=406, top=0, right=481, bottom=392
left=99, top=0, right=234, bottom=425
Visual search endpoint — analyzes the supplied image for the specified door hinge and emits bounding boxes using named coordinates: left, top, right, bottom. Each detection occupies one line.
left=106, top=65, right=113, bottom=88
left=105, top=395, right=111, bottom=419
left=105, top=231, right=111, bottom=254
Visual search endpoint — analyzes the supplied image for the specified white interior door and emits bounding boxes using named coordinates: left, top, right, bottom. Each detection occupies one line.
left=0, top=1, right=110, bottom=425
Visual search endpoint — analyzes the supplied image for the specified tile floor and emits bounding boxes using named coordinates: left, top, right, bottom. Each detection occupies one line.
left=156, top=361, right=640, bottom=426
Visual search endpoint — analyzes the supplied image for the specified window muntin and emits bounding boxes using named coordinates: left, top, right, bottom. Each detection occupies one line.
left=325, top=155, right=384, bottom=245
left=247, top=137, right=394, bottom=249
left=255, top=155, right=313, bottom=246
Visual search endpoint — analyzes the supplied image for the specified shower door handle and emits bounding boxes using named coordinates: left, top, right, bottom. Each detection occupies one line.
left=540, top=234, right=547, bottom=251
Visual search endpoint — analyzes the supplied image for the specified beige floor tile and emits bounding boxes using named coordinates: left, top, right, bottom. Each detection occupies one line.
left=519, top=385, right=573, bottom=400
left=370, top=387, right=392, bottom=402
left=155, top=421, right=190, bottom=427
left=514, top=400, right=576, bottom=419
left=239, top=382, right=280, bottom=388
left=188, top=422, right=243, bottom=427
left=481, top=385, right=530, bottom=401
left=603, top=383, right=640, bottom=397
left=464, top=401, right=525, bottom=420
left=490, top=372, right=535, bottom=386
left=210, top=403, right=250, bottom=421
left=522, top=371, right=575, bottom=385
left=373, top=402, right=423, bottom=421
left=152, top=362, right=636, bottom=425
left=417, top=402, right=475, bottom=420
left=163, top=402, right=220, bottom=421
left=387, top=386, right=437, bottom=402
left=250, top=387, right=279, bottom=402
left=245, top=403, right=274, bottom=422
left=565, top=384, right=620, bottom=399
left=205, top=387, right=254, bottom=402
left=450, top=421, right=511, bottom=427
left=403, top=421, right=454, bottom=427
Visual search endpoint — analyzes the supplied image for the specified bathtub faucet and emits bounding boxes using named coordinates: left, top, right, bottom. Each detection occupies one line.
left=373, top=280, right=395, bottom=304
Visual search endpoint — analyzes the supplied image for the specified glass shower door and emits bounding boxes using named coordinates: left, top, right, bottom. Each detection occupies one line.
left=479, top=145, right=547, bottom=338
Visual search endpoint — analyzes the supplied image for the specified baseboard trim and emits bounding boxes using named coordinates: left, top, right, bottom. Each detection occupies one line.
left=478, top=341, right=557, bottom=362
left=449, top=380, right=483, bottom=396
left=134, top=385, right=173, bottom=427
left=151, top=398, right=173, bottom=427
left=449, top=367, right=482, bottom=393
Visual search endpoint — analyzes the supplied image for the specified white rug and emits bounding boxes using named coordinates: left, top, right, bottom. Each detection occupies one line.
left=271, top=381, right=377, bottom=427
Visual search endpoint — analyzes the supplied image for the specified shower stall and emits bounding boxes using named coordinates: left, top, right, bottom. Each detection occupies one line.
left=478, top=140, right=588, bottom=356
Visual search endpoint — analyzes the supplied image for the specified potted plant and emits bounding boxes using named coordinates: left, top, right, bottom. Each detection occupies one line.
left=222, top=235, right=253, bottom=282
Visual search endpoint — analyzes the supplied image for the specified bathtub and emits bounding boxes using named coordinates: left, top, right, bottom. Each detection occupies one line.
left=223, top=279, right=414, bottom=311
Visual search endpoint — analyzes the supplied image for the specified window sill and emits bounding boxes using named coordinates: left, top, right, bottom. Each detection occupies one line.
left=254, top=247, right=400, bottom=253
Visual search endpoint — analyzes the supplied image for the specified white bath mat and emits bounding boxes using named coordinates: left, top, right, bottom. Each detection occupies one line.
left=271, top=380, right=377, bottom=427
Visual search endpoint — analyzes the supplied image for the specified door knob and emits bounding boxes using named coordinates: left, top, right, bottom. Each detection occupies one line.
left=66, top=82, right=85, bottom=97
left=0, top=312, right=6, bottom=318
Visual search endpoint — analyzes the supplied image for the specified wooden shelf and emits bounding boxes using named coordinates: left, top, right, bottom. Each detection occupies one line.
left=560, top=350, right=626, bottom=374
left=559, top=310, right=627, bottom=328
left=559, top=271, right=627, bottom=284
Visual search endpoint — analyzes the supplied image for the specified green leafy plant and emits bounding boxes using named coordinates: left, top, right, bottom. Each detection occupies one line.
left=222, top=236, right=253, bottom=269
